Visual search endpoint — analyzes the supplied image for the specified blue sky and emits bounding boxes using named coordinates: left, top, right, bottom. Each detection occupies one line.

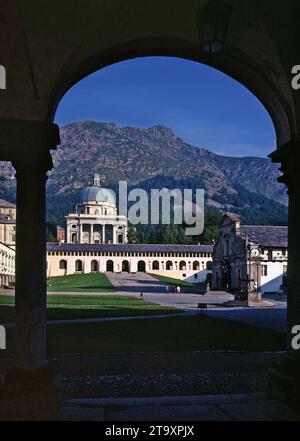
left=55, top=57, right=275, bottom=158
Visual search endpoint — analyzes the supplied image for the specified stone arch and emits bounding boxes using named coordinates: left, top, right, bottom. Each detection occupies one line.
left=179, top=260, right=187, bottom=271
left=91, top=260, right=99, bottom=272
left=49, top=10, right=293, bottom=147
left=59, top=259, right=67, bottom=270
left=166, top=260, right=173, bottom=271
left=137, top=260, right=146, bottom=272
left=122, top=260, right=130, bottom=273
left=193, top=261, right=200, bottom=271
left=152, top=260, right=159, bottom=270
left=206, top=261, right=213, bottom=270
left=106, top=260, right=114, bottom=272
left=75, top=260, right=83, bottom=272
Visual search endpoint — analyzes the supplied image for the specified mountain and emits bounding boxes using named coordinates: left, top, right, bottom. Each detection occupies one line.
left=0, top=121, right=288, bottom=225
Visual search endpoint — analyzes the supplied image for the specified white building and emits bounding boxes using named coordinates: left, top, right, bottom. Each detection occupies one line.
left=46, top=242, right=213, bottom=282
left=0, top=240, right=15, bottom=287
left=212, top=213, right=288, bottom=296
left=65, top=174, right=128, bottom=244
left=48, top=176, right=214, bottom=282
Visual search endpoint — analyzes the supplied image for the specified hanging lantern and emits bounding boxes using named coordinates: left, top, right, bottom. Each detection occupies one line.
left=197, top=0, right=233, bottom=54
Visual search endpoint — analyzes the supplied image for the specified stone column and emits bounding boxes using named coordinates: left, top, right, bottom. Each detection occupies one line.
left=102, top=224, right=106, bottom=244
left=270, top=142, right=300, bottom=358
left=90, top=224, right=94, bottom=244
left=79, top=223, right=83, bottom=243
left=13, top=160, right=49, bottom=370
left=0, top=119, right=60, bottom=417
left=269, top=141, right=300, bottom=403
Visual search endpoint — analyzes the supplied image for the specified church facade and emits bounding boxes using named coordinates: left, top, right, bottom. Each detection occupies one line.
left=65, top=175, right=128, bottom=244
left=212, top=213, right=288, bottom=296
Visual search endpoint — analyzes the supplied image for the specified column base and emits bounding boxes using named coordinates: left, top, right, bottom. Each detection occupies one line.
left=268, top=358, right=300, bottom=409
left=0, top=366, right=61, bottom=420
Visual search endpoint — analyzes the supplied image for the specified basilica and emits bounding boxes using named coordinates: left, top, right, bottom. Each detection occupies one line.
left=65, top=175, right=128, bottom=245
left=46, top=176, right=213, bottom=283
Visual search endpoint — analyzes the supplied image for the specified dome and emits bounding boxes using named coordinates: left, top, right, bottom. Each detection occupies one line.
left=77, top=186, right=116, bottom=206
left=76, top=174, right=116, bottom=206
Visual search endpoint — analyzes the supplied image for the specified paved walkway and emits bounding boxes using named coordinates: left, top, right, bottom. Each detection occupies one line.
left=0, top=272, right=287, bottom=331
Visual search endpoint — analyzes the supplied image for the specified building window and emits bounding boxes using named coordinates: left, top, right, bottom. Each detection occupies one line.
left=59, top=259, right=67, bottom=270
left=261, top=265, right=268, bottom=277
left=75, top=260, right=83, bottom=272
left=152, top=260, right=159, bottom=270
left=91, top=260, right=99, bottom=272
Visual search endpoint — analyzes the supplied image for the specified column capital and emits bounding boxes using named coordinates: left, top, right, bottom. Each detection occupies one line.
left=269, top=139, right=300, bottom=191
left=0, top=119, right=60, bottom=172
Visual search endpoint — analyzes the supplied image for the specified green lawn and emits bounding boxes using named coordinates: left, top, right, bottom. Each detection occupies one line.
left=150, top=273, right=199, bottom=287
left=6, top=315, right=285, bottom=353
left=47, top=273, right=115, bottom=292
left=0, top=294, right=179, bottom=322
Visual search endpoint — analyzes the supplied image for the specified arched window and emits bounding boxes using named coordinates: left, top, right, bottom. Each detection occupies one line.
left=91, top=260, right=98, bottom=272
left=71, top=232, right=77, bottom=243
left=137, top=260, right=146, bottom=272
left=179, top=261, right=186, bottom=271
left=206, top=261, right=213, bottom=270
left=118, top=234, right=123, bottom=243
left=75, top=260, right=83, bottom=272
left=106, top=260, right=114, bottom=272
left=193, top=261, right=200, bottom=271
left=166, top=261, right=173, bottom=270
left=59, top=259, right=67, bottom=270
left=152, top=260, right=159, bottom=270
left=122, top=260, right=130, bottom=272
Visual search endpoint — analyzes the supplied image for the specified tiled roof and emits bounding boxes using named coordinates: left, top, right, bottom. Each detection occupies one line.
left=0, top=199, right=16, bottom=208
left=222, top=212, right=241, bottom=223
left=47, top=242, right=214, bottom=253
left=240, top=225, right=288, bottom=248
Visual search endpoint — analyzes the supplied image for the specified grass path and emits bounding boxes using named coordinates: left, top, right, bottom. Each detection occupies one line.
left=0, top=294, right=179, bottom=322
left=47, top=273, right=115, bottom=292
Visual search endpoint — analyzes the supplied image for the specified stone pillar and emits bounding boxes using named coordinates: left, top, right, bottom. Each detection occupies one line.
left=13, top=161, right=49, bottom=370
left=79, top=223, right=83, bottom=243
left=0, top=119, right=60, bottom=418
left=102, top=224, right=106, bottom=243
left=269, top=141, right=300, bottom=404
left=90, top=224, right=94, bottom=244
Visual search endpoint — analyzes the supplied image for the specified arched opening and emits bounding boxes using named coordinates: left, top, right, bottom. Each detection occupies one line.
left=122, top=260, right=130, bottom=273
left=71, top=232, right=77, bottom=243
left=179, top=261, right=186, bottom=271
left=49, top=42, right=291, bottom=405
left=117, top=234, right=123, bottom=244
left=75, top=260, right=83, bottom=272
left=193, top=261, right=200, bottom=271
left=59, top=259, right=67, bottom=270
left=206, top=261, right=213, bottom=270
left=166, top=261, right=173, bottom=271
left=152, top=260, right=159, bottom=270
left=91, top=260, right=99, bottom=272
left=106, top=260, right=114, bottom=272
left=137, top=260, right=146, bottom=272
